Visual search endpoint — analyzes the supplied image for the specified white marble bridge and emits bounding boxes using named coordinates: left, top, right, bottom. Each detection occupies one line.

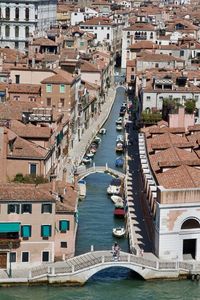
left=76, top=164, right=125, bottom=180
left=28, top=250, right=198, bottom=285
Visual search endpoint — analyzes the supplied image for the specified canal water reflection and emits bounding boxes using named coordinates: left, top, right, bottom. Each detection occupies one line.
left=76, top=87, right=129, bottom=256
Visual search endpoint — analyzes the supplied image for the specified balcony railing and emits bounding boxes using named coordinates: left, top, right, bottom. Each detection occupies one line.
left=0, top=239, right=21, bottom=249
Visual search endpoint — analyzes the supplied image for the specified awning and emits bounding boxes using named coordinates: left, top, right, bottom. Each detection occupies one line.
left=0, top=222, right=20, bottom=233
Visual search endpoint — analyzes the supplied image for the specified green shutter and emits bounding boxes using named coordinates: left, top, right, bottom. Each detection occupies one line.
left=21, top=225, right=31, bottom=238
left=0, top=222, right=20, bottom=233
left=59, top=220, right=69, bottom=232
left=41, top=225, right=51, bottom=237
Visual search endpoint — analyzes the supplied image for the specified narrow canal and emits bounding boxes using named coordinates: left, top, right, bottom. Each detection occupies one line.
left=1, top=87, right=200, bottom=299
left=76, top=86, right=129, bottom=255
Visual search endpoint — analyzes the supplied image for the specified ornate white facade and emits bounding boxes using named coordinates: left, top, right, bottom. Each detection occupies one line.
left=0, top=0, right=57, bottom=52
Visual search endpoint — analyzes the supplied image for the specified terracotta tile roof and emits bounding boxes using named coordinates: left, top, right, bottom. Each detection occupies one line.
left=124, top=23, right=155, bottom=31
left=83, top=80, right=100, bottom=90
left=137, top=53, right=184, bottom=62
left=32, top=37, right=58, bottom=46
left=129, top=41, right=157, bottom=50
left=80, top=60, right=101, bottom=72
left=0, top=101, right=41, bottom=121
left=10, top=124, right=52, bottom=139
left=0, top=183, right=55, bottom=201
left=188, top=124, right=200, bottom=132
left=7, top=134, right=48, bottom=159
left=40, top=181, right=77, bottom=212
left=81, top=17, right=112, bottom=26
left=41, top=69, right=75, bottom=85
left=156, top=165, right=200, bottom=189
left=8, top=84, right=41, bottom=94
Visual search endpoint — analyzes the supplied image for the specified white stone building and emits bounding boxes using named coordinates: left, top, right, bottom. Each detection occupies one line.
left=0, top=0, right=57, bottom=52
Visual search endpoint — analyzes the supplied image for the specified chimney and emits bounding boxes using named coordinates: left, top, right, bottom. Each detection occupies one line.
left=142, top=75, right=146, bottom=88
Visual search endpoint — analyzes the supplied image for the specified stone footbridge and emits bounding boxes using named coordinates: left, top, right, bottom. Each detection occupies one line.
left=76, top=164, right=125, bottom=180
left=28, top=251, right=198, bottom=285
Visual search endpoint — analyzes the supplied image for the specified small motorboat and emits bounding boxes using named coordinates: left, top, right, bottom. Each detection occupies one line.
left=116, top=135, right=124, bottom=143
left=114, top=208, right=125, bottom=218
left=78, top=180, right=86, bottom=199
left=107, top=185, right=121, bottom=195
left=86, top=152, right=94, bottom=158
left=99, top=128, right=107, bottom=135
left=121, top=102, right=127, bottom=108
left=112, top=227, right=126, bottom=238
left=82, top=156, right=92, bottom=164
left=111, top=195, right=123, bottom=204
left=119, top=110, right=126, bottom=117
left=116, top=125, right=123, bottom=131
left=116, top=117, right=123, bottom=125
left=90, top=147, right=97, bottom=154
left=115, top=157, right=124, bottom=167
left=93, top=136, right=101, bottom=144
left=115, top=143, right=124, bottom=153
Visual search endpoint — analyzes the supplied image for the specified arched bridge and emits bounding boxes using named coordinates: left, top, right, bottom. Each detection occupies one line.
left=76, top=164, right=125, bottom=180
left=29, top=251, right=196, bottom=285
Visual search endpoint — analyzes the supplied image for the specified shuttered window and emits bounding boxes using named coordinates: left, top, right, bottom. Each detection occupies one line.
left=59, top=220, right=70, bottom=233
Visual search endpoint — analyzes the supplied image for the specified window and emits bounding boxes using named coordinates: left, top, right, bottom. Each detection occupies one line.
left=89, top=26, right=93, bottom=29
left=107, top=33, right=110, bottom=40
left=155, top=63, right=159, bottom=68
left=29, top=96, right=36, bottom=102
left=60, top=98, right=65, bottom=107
left=10, top=252, right=16, bottom=263
left=21, top=225, right=31, bottom=238
left=25, top=8, right=29, bottom=21
left=15, top=42, right=19, bottom=49
left=80, top=42, right=84, bottom=47
left=25, top=26, right=29, bottom=38
left=41, top=203, right=52, bottom=214
left=101, top=27, right=104, bottom=30
left=59, top=220, right=70, bottom=233
left=29, top=163, right=36, bottom=175
left=107, top=27, right=110, bottom=30
left=22, top=252, right=29, bottom=262
left=15, top=26, right=19, bottom=38
left=8, top=204, right=20, bottom=214
left=59, top=84, right=65, bottom=93
left=147, top=96, right=151, bottom=101
left=5, top=25, right=10, bottom=37
left=13, top=95, right=20, bottom=101
left=15, top=75, right=20, bottom=84
left=61, top=241, right=67, bottom=248
left=15, top=7, right=19, bottom=20
left=42, top=251, right=49, bottom=262
left=21, top=204, right=32, bottom=214
left=47, top=98, right=51, bottom=106
left=195, top=95, right=199, bottom=101
left=41, top=225, right=52, bottom=238
left=5, top=7, right=10, bottom=20
left=46, top=84, right=52, bottom=93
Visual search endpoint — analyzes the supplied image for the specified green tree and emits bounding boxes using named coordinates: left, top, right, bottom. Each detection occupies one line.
left=185, top=99, right=196, bottom=114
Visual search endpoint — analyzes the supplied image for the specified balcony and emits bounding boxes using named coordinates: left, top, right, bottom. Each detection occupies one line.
left=134, top=35, right=147, bottom=40
left=0, top=239, right=21, bottom=250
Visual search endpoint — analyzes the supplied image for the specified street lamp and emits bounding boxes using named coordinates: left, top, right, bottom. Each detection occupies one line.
left=8, top=241, right=13, bottom=278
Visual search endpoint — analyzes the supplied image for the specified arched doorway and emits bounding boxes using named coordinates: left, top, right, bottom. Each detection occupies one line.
left=181, top=218, right=200, bottom=260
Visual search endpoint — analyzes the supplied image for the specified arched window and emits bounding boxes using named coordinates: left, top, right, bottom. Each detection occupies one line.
left=5, top=7, right=10, bottom=20
left=15, top=26, right=19, bottom=37
left=15, top=7, right=19, bottom=20
left=5, top=25, right=10, bottom=37
left=25, top=26, right=29, bottom=38
left=181, top=219, right=200, bottom=229
left=25, top=8, right=29, bottom=21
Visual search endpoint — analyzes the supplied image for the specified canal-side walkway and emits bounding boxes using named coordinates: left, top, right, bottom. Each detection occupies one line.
left=64, top=84, right=116, bottom=182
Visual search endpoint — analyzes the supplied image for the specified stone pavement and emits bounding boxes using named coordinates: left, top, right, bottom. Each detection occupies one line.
left=64, top=85, right=116, bottom=182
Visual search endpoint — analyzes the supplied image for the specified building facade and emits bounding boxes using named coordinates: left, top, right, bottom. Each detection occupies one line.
left=0, top=0, right=57, bottom=52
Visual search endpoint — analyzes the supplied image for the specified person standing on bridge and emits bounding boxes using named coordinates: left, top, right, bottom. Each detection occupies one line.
left=112, top=242, right=121, bottom=261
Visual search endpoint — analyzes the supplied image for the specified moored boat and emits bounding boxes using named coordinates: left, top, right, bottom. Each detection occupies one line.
left=116, top=125, right=123, bottom=131
left=86, top=152, right=95, bottom=158
left=107, top=185, right=121, bottom=195
left=114, top=208, right=125, bottom=218
left=116, top=135, right=124, bottom=143
left=112, top=227, right=126, bottom=238
left=115, top=157, right=124, bottom=167
left=78, top=180, right=87, bottom=199
left=82, top=156, right=92, bottom=164
left=93, top=136, right=101, bottom=144
left=116, top=117, right=123, bottom=125
left=111, top=195, right=123, bottom=204
left=115, top=143, right=124, bottom=153
left=99, top=128, right=107, bottom=135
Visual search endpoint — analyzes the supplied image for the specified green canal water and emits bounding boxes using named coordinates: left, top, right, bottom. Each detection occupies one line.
left=1, top=87, right=200, bottom=299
